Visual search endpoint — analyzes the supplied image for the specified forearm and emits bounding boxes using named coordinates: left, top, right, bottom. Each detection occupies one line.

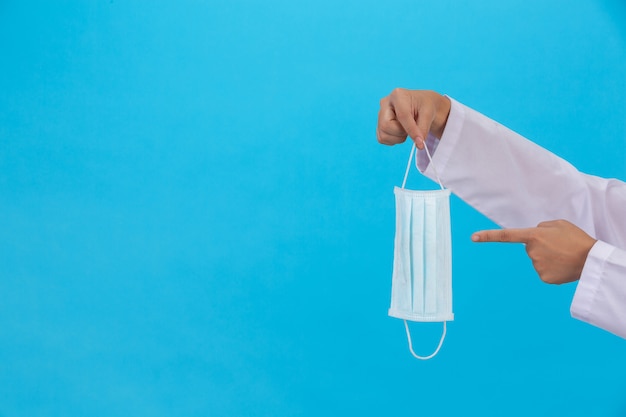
left=420, top=99, right=612, bottom=238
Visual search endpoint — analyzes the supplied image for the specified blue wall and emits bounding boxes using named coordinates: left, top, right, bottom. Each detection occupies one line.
left=1, top=1, right=625, bottom=415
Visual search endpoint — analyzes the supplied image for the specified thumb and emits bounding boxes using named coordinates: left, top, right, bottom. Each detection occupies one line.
left=414, top=105, right=435, bottom=149
left=388, top=89, right=431, bottom=148
left=392, top=105, right=423, bottom=147
left=471, top=228, right=534, bottom=244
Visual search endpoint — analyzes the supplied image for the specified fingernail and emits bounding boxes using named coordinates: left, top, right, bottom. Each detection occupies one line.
left=471, top=234, right=480, bottom=242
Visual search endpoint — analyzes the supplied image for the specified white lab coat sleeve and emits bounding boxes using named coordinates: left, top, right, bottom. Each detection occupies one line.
left=417, top=97, right=626, bottom=339
left=571, top=241, right=626, bottom=338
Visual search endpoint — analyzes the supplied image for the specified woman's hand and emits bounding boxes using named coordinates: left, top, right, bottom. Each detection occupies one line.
left=377, top=89, right=451, bottom=149
left=472, top=220, right=598, bottom=284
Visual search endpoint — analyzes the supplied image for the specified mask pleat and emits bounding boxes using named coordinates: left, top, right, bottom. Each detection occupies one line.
left=424, top=196, right=438, bottom=317
left=435, top=195, right=447, bottom=315
left=411, top=195, right=425, bottom=316
left=391, top=191, right=412, bottom=314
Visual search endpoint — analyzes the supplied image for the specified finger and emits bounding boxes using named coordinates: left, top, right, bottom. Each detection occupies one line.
left=414, top=104, right=435, bottom=150
left=471, top=228, right=534, bottom=244
left=378, top=105, right=408, bottom=137
left=377, top=98, right=408, bottom=145
left=537, top=219, right=570, bottom=228
left=387, top=89, right=421, bottom=143
left=391, top=104, right=420, bottom=144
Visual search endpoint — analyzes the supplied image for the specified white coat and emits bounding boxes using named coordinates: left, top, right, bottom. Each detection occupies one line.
left=418, top=98, right=626, bottom=339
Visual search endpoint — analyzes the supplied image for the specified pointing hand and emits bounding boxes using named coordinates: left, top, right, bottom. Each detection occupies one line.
left=472, top=220, right=597, bottom=284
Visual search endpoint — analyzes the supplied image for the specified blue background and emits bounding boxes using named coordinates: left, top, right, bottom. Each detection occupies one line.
left=1, top=0, right=625, bottom=415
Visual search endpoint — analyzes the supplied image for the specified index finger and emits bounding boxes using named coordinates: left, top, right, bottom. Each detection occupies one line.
left=471, top=228, right=534, bottom=244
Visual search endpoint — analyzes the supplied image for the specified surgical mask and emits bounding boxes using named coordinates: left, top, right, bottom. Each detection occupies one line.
left=388, top=143, right=453, bottom=360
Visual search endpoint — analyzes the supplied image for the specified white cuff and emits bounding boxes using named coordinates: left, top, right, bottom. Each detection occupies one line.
left=570, top=240, right=615, bottom=324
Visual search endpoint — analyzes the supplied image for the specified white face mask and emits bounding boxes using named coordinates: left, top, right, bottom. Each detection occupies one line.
left=388, top=143, right=453, bottom=360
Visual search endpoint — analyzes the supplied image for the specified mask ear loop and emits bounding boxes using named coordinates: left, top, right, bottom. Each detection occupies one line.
left=401, top=141, right=447, bottom=360
left=400, top=144, right=416, bottom=189
left=402, top=142, right=445, bottom=191
left=403, top=319, right=447, bottom=360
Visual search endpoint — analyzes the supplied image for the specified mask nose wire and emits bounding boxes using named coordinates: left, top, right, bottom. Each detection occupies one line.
left=401, top=142, right=445, bottom=190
